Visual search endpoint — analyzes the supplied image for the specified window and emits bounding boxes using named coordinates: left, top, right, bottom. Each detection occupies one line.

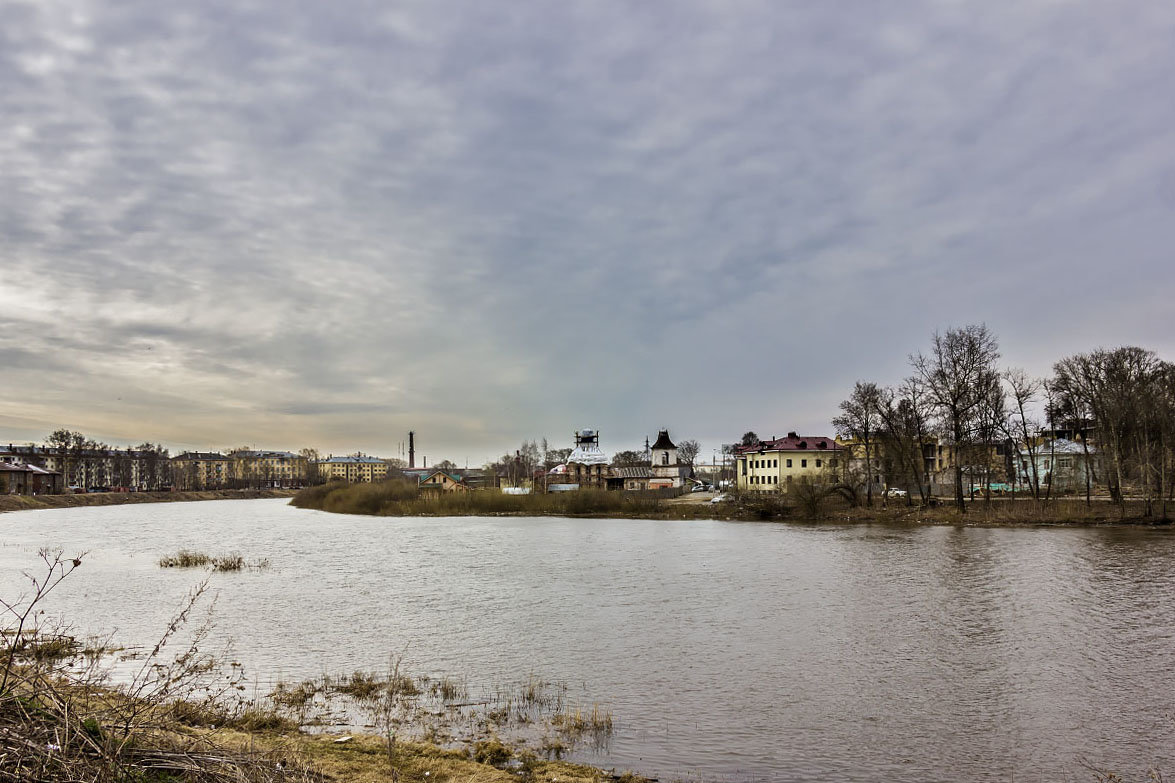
left=816, top=459, right=822, bottom=467
left=662, top=452, right=669, bottom=465
left=801, top=459, right=807, bottom=468
left=786, top=459, right=792, bottom=468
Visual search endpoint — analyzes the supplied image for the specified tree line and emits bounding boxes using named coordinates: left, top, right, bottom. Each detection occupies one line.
left=833, top=325, right=1174, bottom=516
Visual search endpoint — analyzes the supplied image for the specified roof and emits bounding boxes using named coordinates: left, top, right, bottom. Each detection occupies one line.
left=613, top=466, right=652, bottom=479
left=0, top=461, right=58, bottom=475
left=418, top=469, right=466, bottom=484
left=319, top=455, right=385, bottom=464
left=567, top=430, right=608, bottom=465
left=650, top=430, right=677, bottom=451
left=1020, top=438, right=1096, bottom=456
left=173, top=452, right=229, bottom=461
left=234, top=450, right=300, bottom=459
left=734, top=435, right=840, bottom=455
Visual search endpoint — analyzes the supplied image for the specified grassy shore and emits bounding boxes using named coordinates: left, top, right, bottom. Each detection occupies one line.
left=291, top=480, right=1172, bottom=526
left=0, top=666, right=634, bottom=783
left=1, top=550, right=645, bottom=783
left=0, top=488, right=297, bottom=514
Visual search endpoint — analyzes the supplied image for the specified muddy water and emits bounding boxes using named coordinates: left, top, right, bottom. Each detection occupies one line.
left=2, top=498, right=1174, bottom=781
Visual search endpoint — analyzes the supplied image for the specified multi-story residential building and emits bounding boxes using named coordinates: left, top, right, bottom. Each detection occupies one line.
left=735, top=432, right=841, bottom=493
left=1, top=444, right=169, bottom=491
left=171, top=452, right=232, bottom=490
left=229, top=450, right=307, bottom=488
left=317, top=454, right=389, bottom=483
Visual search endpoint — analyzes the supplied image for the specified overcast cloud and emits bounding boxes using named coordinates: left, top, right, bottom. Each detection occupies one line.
left=2, top=0, right=1174, bottom=463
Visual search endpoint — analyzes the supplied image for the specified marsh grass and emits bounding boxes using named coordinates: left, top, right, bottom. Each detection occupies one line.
left=429, top=675, right=467, bottom=702
left=158, top=549, right=212, bottom=568
left=158, top=550, right=270, bottom=571
left=326, top=669, right=422, bottom=702
left=551, top=704, right=614, bottom=739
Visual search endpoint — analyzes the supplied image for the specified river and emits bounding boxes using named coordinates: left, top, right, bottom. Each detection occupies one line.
left=2, top=498, right=1173, bottom=781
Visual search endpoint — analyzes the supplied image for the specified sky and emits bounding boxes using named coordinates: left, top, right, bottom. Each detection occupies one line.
left=2, top=0, right=1174, bottom=466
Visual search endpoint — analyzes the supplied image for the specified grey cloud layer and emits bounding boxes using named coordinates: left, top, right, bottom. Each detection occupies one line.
left=2, top=0, right=1174, bottom=458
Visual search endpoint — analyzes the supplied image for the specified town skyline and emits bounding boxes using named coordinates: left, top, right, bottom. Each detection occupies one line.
left=3, top=1, right=1174, bottom=464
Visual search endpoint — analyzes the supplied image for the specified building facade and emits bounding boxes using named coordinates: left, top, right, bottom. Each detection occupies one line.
left=1, top=444, right=169, bottom=491
left=419, top=469, right=471, bottom=492
left=648, top=430, right=690, bottom=489
left=0, top=461, right=63, bottom=495
left=171, top=452, right=231, bottom=490
left=318, top=454, right=389, bottom=483
left=1017, top=439, right=1100, bottom=492
left=735, top=432, right=841, bottom=492
left=229, top=450, right=307, bottom=488
left=555, top=429, right=610, bottom=490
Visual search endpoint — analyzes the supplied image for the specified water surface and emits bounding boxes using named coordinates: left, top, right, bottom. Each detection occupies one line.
left=2, top=498, right=1173, bottom=781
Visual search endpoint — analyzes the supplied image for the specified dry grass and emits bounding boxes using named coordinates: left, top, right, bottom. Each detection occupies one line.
left=292, top=481, right=695, bottom=519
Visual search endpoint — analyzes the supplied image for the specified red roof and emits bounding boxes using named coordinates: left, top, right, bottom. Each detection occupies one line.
left=734, top=435, right=840, bottom=455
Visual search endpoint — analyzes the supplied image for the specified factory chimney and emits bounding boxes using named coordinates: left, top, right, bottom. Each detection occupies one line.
left=409, top=431, right=416, bottom=468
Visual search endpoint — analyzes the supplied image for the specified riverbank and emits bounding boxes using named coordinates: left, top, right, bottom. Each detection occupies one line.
left=291, top=480, right=1171, bottom=526
left=0, top=487, right=297, bottom=513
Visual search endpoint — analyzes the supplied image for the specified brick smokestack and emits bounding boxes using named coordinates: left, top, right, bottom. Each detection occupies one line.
left=409, top=431, right=415, bottom=469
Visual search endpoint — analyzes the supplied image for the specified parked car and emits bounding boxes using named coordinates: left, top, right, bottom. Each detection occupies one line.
left=883, top=488, right=907, bottom=498
left=710, top=493, right=728, bottom=503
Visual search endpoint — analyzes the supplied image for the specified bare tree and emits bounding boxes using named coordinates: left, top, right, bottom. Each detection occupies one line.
left=833, top=381, right=882, bottom=507
left=300, top=448, right=322, bottom=485
left=876, top=382, right=931, bottom=504
left=1053, top=347, right=1168, bottom=516
left=911, top=324, right=1001, bottom=512
left=1002, top=369, right=1043, bottom=500
left=677, top=439, right=701, bottom=467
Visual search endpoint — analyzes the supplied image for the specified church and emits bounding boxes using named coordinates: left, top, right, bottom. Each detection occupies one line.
left=647, top=429, right=691, bottom=490
left=549, top=428, right=690, bottom=491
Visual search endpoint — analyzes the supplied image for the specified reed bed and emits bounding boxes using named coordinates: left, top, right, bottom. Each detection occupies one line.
left=292, top=481, right=671, bottom=518
left=158, top=550, right=270, bottom=571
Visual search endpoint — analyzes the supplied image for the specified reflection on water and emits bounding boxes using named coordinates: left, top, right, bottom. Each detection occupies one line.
left=2, top=499, right=1174, bottom=782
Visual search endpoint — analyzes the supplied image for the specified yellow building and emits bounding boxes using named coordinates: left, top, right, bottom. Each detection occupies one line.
left=171, top=452, right=231, bottom=490
left=317, top=454, right=389, bottom=483
left=230, top=450, right=307, bottom=488
left=735, top=432, right=841, bottom=492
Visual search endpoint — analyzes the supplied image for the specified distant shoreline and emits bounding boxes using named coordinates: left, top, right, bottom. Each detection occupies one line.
left=0, top=488, right=297, bottom=514
left=290, top=481, right=1172, bottom=527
